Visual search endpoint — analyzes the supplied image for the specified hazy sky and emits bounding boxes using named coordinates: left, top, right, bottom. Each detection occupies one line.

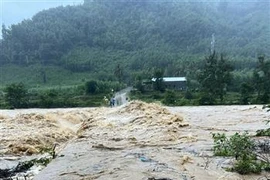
left=0, top=0, right=83, bottom=36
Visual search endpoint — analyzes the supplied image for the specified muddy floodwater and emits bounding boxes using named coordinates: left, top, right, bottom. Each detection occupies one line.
left=0, top=101, right=269, bottom=180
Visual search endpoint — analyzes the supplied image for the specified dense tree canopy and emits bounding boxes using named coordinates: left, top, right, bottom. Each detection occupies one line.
left=253, top=56, right=270, bottom=103
left=198, top=52, right=233, bottom=102
left=0, top=0, right=269, bottom=86
left=4, top=83, right=29, bottom=108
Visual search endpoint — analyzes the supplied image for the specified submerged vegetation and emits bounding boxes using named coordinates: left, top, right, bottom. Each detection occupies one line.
left=256, top=128, right=270, bottom=137
left=0, top=145, right=56, bottom=179
left=212, top=132, right=270, bottom=174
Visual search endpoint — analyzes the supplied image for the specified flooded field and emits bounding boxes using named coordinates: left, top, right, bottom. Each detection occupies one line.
left=0, top=101, right=269, bottom=180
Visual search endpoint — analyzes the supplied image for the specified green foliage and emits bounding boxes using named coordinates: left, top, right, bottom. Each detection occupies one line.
left=253, top=56, right=270, bottom=103
left=230, top=69, right=253, bottom=92
left=4, top=83, right=29, bottom=108
left=37, top=89, right=74, bottom=108
left=256, top=128, right=270, bottom=136
left=212, top=132, right=254, bottom=158
left=229, top=132, right=255, bottom=160
left=114, top=64, right=124, bottom=82
left=233, top=157, right=261, bottom=175
left=212, top=132, right=267, bottom=174
left=260, top=108, right=270, bottom=134
left=162, top=90, right=176, bottom=105
left=240, top=82, right=254, bottom=104
left=0, top=1, right=269, bottom=106
left=85, top=80, right=98, bottom=94
left=198, top=93, right=216, bottom=105
left=0, top=0, right=268, bottom=89
left=198, top=52, right=233, bottom=103
left=16, top=156, right=52, bottom=169
left=151, top=92, right=163, bottom=100
left=130, top=90, right=198, bottom=106
left=212, top=133, right=231, bottom=156
left=184, top=90, right=193, bottom=100
left=134, top=75, right=145, bottom=93
left=0, top=145, right=55, bottom=179
left=153, top=68, right=165, bottom=92
left=95, top=80, right=125, bottom=94
left=0, top=156, right=53, bottom=179
left=85, top=80, right=125, bottom=95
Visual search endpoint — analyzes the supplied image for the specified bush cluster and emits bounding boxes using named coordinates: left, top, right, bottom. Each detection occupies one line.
left=212, top=132, right=270, bottom=174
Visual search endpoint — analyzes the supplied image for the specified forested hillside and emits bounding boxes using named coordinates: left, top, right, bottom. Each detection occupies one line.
left=0, top=0, right=269, bottom=86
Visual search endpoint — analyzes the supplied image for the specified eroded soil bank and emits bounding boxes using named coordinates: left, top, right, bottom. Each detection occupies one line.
left=1, top=102, right=269, bottom=180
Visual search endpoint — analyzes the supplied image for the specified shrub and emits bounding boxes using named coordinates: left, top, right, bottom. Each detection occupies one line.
left=239, top=82, right=254, bottom=105
left=151, top=92, right=162, bottom=100
left=199, top=93, right=215, bottom=105
left=212, top=132, right=256, bottom=158
left=234, top=157, right=261, bottom=174
left=229, top=132, right=255, bottom=160
left=256, top=128, right=270, bottom=136
left=4, top=83, right=29, bottom=108
left=177, top=98, right=190, bottom=106
left=212, top=132, right=267, bottom=174
left=184, top=90, right=193, bottom=100
left=39, top=90, right=59, bottom=108
left=162, top=90, right=176, bottom=105
left=85, top=80, right=98, bottom=94
left=212, top=133, right=231, bottom=156
left=256, top=118, right=270, bottom=136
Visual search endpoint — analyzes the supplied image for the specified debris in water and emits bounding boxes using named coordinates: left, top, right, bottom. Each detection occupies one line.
left=92, top=144, right=124, bottom=151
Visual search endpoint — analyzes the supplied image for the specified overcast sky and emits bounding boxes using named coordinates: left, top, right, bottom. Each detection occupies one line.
left=0, top=0, right=83, bottom=37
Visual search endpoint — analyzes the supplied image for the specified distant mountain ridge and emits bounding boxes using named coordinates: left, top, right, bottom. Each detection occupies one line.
left=0, top=0, right=269, bottom=84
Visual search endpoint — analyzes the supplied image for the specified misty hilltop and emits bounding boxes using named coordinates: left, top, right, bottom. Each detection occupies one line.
left=0, top=1, right=83, bottom=37
left=0, top=0, right=269, bottom=85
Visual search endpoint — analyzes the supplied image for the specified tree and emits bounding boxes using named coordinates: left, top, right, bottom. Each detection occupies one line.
left=114, top=64, right=123, bottom=82
left=0, top=0, right=268, bottom=87
left=240, top=82, right=254, bottom=105
left=198, top=52, right=233, bottom=103
left=4, top=83, right=29, bottom=108
left=153, top=68, right=165, bottom=92
left=40, top=68, right=47, bottom=84
left=162, top=90, right=176, bottom=105
left=253, top=56, right=270, bottom=103
left=134, top=75, right=145, bottom=93
left=39, top=90, right=58, bottom=108
left=85, top=80, right=98, bottom=94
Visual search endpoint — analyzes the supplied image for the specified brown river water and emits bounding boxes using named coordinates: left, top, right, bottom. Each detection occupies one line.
left=0, top=101, right=269, bottom=180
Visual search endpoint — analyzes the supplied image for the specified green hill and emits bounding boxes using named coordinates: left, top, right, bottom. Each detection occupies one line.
left=0, top=0, right=269, bottom=87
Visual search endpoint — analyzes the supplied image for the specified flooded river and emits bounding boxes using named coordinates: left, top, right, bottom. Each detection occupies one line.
left=0, top=102, right=269, bottom=179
